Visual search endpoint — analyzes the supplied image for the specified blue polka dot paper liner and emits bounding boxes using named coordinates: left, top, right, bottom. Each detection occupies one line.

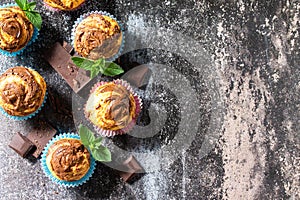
left=0, top=91, right=47, bottom=121
left=41, top=133, right=96, bottom=187
left=0, top=3, right=39, bottom=57
left=71, top=10, right=125, bottom=62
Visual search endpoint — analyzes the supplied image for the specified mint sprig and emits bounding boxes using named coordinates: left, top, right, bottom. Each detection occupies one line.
left=79, top=124, right=111, bottom=162
left=71, top=57, right=124, bottom=79
left=15, top=0, right=42, bottom=30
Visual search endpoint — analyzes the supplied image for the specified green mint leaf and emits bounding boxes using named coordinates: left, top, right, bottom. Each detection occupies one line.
left=71, top=57, right=124, bottom=78
left=102, top=62, right=124, bottom=76
left=93, top=137, right=103, bottom=146
left=15, top=0, right=27, bottom=10
left=92, top=58, right=106, bottom=77
left=79, top=125, right=95, bottom=147
left=15, top=0, right=42, bottom=30
left=25, top=11, right=42, bottom=30
left=89, top=69, right=96, bottom=79
left=71, top=57, right=95, bottom=70
left=27, top=2, right=36, bottom=11
left=90, top=68, right=98, bottom=79
left=78, top=125, right=112, bottom=162
left=91, top=146, right=112, bottom=162
left=95, top=58, right=105, bottom=69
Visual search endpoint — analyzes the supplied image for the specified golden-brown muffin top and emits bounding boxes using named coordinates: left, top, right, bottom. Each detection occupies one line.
left=85, top=82, right=137, bottom=131
left=46, top=139, right=91, bottom=181
left=0, top=66, right=46, bottom=116
left=44, top=0, right=85, bottom=11
left=74, top=14, right=122, bottom=60
left=0, top=6, right=34, bottom=52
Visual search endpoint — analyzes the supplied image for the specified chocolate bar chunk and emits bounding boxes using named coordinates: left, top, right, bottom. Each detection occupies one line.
left=9, top=133, right=35, bottom=158
left=122, top=65, right=151, bottom=88
left=119, top=155, right=143, bottom=182
left=63, top=41, right=74, bottom=54
left=27, top=121, right=57, bottom=158
left=43, top=42, right=91, bottom=93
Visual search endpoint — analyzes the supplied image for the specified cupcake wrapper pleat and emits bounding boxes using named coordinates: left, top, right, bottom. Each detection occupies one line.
left=41, top=133, right=96, bottom=187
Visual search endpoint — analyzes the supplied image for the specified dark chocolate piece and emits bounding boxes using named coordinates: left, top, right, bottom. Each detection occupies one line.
left=119, top=155, right=143, bottom=182
left=44, top=42, right=91, bottom=93
left=63, top=41, right=74, bottom=54
left=9, top=133, right=35, bottom=158
left=27, top=121, right=57, bottom=158
left=48, top=90, right=72, bottom=118
left=122, top=65, right=151, bottom=88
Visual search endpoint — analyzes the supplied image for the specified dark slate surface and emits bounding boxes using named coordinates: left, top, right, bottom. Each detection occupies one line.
left=0, top=0, right=299, bottom=199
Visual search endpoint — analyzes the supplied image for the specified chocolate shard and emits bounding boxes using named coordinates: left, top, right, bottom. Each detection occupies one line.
left=43, top=42, right=91, bottom=93
left=63, top=41, right=74, bottom=54
left=9, top=132, right=36, bottom=158
left=119, top=155, right=143, bottom=182
left=27, top=121, right=57, bottom=158
left=48, top=90, right=73, bottom=118
left=121, top=65, right=151, bottom=88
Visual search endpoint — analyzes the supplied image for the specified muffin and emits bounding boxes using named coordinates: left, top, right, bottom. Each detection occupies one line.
left=0, top=66, right=46, bottom=118
left=0, top=6, right=34, bottom=53
left=85, top=79, right=142, bottom=137
left=44, top=0, right=85, bottom=11
left=46, top=138, right=90, bottom=181
left=42, top=133, right=96, bottom=186
left=73, top=12, right=123, bottom=60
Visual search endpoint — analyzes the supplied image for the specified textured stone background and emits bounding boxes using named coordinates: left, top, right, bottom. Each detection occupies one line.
left=0, top=0, right=299, bottom=199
